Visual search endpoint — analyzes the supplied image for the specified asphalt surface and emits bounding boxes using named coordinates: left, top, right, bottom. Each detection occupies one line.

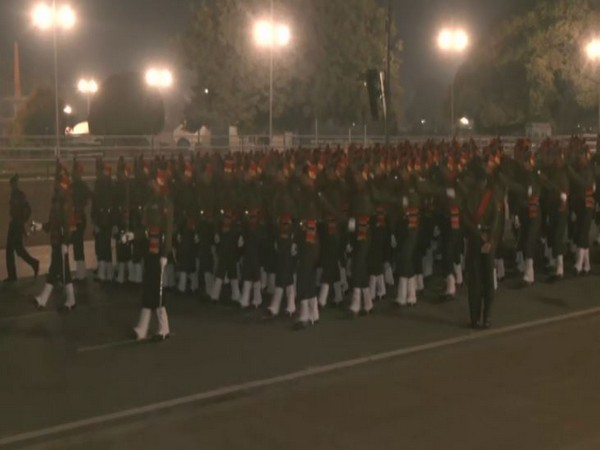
left=1, top=253, right=600, bottom=449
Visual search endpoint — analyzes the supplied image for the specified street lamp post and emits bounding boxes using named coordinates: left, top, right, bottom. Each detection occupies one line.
left=253, top=3, right=291, bottom=147
left=77, top=78, right=98, bottom=115
left=586, top=38, right=600, bottom=134
left=32, top=1, right=76, bottom=158
left=437, top=27, right=469, bottom=136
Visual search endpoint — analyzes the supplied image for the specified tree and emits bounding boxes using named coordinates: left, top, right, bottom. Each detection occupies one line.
left=11, top=85, right=67, bottom=139
left=454, top=0, right=600, bottom=133
left=178, top=0, right=402, bottom=134
left=88, top=72, right=165, bottom=136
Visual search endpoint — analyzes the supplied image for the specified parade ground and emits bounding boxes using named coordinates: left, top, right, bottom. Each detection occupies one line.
left=1, top=244, right=600, bottom=449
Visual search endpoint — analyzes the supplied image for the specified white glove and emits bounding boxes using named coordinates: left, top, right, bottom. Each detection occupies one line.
left=160, top=257, right=168, bottom=269
left=238, top=236, right=245, bottom=248
left=391, top=234, right=397, bottom=249
left=61, top=244, right=68, bottom=256
left=31, top=221, right=43, bottom=232
left=513, top=215, right=520, bottom=229
left=194, top=234, right=200, bottom=244
left=402, top=196, right=408, bottom=208
left=346, top=244, right=353, bottom=254
left=527, top=186, right=532, bottom=197
left=127, top=232, right=135, bottom=242
left=433, top=226, right=440, bottom=237
left=177, top=233, right=182, bottom=243
left=570, top=212, right=577, bottom=222
left=214, top=234, right=220, bottom=244
left=560, top=192, right=568, bottom=203
left=446, top=188, right=456, bottom=199
left=274, top=241, right=278, bottom=251
left=348, top=218, right=356, bottom=232
left=291, top=243, right=298, bottom=256
left=593, top=183, right=597, bottom=194
left=120, top=233, right=128, bottom=244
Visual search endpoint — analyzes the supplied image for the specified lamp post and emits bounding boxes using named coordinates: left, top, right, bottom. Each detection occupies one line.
left=586, top=38, right=600, bottom=134
left=437, top=27, right=469, bottom=136
left=77, top=78, right=98, bottom=115
left=32, top=1, right=76, bottom=158
left=253, top=2, right=291, bottom=147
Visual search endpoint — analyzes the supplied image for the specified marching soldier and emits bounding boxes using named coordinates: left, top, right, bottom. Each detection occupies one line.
left=394, top=158, right=421, bottom=307
left=210, top=157, right=242, bottom=302
left=113, top=159, right=134, bottom=284
left=239, top=160, right=264, bottom=308
left=266, top=159, right=298, bottom=317
left=174, top=161, right=200, bottom=294
left=569, top=146, right=597, bottom=275
left=461, top=156, right=502, bottom=329
left=292, top=161, right=322, bottom=328
left=34, top=172, right=77, bottom=311
left=367, top=157, right=390, bottom=303
left=128, top=157, right=150, bottom=284
left=316, top=159, right=345, bottom=307
left=133, top=169, right=174, bottom=341
left=5, top=173, right=39, bottom=283
left=539, top=150, right=570, bottom=281
left=196, top=160, right=217, bottom=298
left=92, top=161, right=114, bottom=282
left=71, top=159, right=93, bottom=281
left=347, top=161, right=374, bottom=316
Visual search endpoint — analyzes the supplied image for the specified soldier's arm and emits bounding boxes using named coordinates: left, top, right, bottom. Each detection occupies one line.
left=163, top=198, right=174, bottom=257
left=567, top=165, right=585, bottom=187
left=498, top=172, right=527, bottom=196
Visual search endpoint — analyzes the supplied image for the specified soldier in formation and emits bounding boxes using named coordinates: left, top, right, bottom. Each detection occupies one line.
left=22, top=135, right=600, bottom=341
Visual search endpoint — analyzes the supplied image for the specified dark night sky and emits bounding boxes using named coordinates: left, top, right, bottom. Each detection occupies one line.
left=0, top=0, right=534, bottom=122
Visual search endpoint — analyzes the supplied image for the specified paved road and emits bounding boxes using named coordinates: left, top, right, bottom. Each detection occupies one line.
left=1, top=256, right=600, bottom=449
left=21, top=314, right=600, bottom=450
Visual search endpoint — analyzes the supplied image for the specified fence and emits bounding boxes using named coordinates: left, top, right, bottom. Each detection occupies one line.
left=0, top=134, right=597, bottom=180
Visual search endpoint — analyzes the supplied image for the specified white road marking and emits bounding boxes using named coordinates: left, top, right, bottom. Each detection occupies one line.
left=1, top=306, right=600, bottom=447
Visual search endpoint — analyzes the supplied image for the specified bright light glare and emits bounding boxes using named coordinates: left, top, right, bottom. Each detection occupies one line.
left=146, top=68, right=173, bottom=88
left=57, top=5, right=75, bottom=29
left=78, top=79, right=98, bottom=94
left=254, top=21, right=272, bottom=47
left=460, top=117, right=470, bottom=126
left=32, top=3, right=76, bottom=30
left=88, top=80, right=98, bottom=93
left=437, top=30, right=453, bottom=51
left=32, top=3, right=53, bottom=29
left=254, top=20, right=291, bottom=47
left=63, top=105, right=72, bottom=114
left=275, top=24, right=291, bottom=46
left=586, top=39, right=600, bottom=61
left=438, top=28, right=469, bottom=53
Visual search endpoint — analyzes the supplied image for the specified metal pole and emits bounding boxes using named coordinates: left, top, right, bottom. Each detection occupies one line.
left=87, top=94, right=91, bottom=116
left=315, top=116, right=318, bottom=147
left=364, top=123, right=367, bottom=146
left=384, top=0, right=391, bottom=147
left=450, top=78, right=455, bottom=137
left=269, top=0, right=274, bottom=147
left=52, top=0, right=60, bottom=159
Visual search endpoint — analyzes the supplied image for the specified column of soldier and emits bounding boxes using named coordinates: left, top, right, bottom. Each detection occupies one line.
left=30, top=135, right=599, bottom=340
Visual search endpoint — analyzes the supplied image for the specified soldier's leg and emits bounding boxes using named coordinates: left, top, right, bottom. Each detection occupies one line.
left=12, top=221, right=39, bottom=274
left=35, top=245, right=60, bottom=308
left=482, top=252, right=496, bottom=327
left=5, top=221, right=18, bottom=280
left=72, top=222, right=86, bottom=280
left=466, top=241, right=483, bottom=327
